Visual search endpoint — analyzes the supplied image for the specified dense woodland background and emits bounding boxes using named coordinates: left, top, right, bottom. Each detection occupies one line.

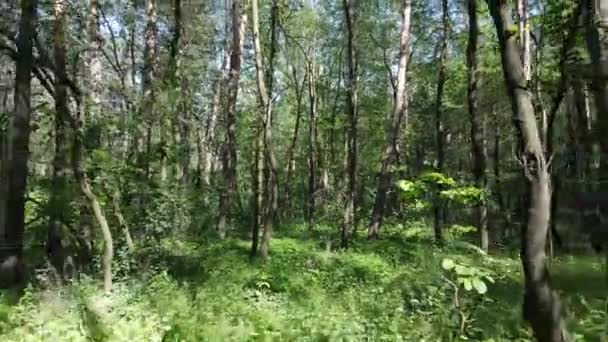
left=0, top=0, right=607, bottom=341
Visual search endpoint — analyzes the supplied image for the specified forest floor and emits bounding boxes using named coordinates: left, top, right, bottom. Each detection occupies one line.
left=0, top=223, right=606, bottom=341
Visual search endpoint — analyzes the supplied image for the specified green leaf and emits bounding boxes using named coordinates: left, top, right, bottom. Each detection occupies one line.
left=455, top=265, right=471, bottom=276
left=463, top=278, right=473, bottom=291
left=472, top=278, right=487, bottom=294
left=441, top=258, right=455, bottom=270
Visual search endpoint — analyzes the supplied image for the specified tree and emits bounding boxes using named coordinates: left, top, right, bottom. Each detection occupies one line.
left=47, top=0, right=70, bottom=283
left=217, top=0, right=246, bottom=238
left=0, top=0, right=37, bottom=288
left=367, top=0, right=412, bottom=240
left=433, top=0, right=449, bottom=244
left=341, top=0, right=358, bottom=248
left=584, top=0, right=608, bottom=192
left=250, top=0, right=280, bottom=259
left=466, top=0, right=488, bottom=252
left=486, top=0, right=568, bottom=340
left=142, top=0, right=158, bottom=179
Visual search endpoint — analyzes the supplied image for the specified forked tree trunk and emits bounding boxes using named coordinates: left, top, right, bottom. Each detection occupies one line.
left=368, top=0, right=412, bottom=240
left=467, top=0, right=488, bottom=252
left=433, top=0, right=449, bottom=244
left=217, top=0, right=246, bottom=238
left=486, top=1, right=568, bottom=340
left=0, top=0, right=37, bottom=288
left=341, top=0, right=358, bottom=249
left=251, top=0, right=279, bottom=259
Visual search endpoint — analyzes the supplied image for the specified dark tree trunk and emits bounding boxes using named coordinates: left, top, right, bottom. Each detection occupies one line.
left=546, top=2, right=582, bottom=254
left=0, top=0, right=37, bottom=288
left=486, top=1, right=568, bottom=340
left=466, top=0, right=488, bottom=251
left=368, top=0, right=412, bottom=240
left=341, top=0, right=358, bottom=249
left=306, top=54, right=318, bottom=232
left=433, top=0, right=449, bottom=244
left=217, top=0, right=245, bottom=238
left=47, top=0, right=70, bottom=284
left=250, top=123, right=263, bottom=259
left=259, top=0, right=280, bottom=260
left=169, top=0, right=189, bottom=181
left=584, top=0, right=608, bottom=198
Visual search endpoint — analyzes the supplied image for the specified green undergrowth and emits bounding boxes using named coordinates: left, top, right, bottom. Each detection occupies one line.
left=0, top=224, right=606, bottom=341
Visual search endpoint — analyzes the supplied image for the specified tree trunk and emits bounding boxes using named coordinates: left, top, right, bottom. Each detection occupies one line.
left=110, top=188, right=134, bottom=252
left=250, top=123, right=263, bottom=258
left=284, top=66, right=304, bottom=214
left=217, top=0, right=245, bottom=238
left=486, top=1, right=568, bottom=340
left=517, top=0, right=531, bottom=81
left=584, top=0, right=608, bottom=198
left=47, top=0, right=70, bottom=284
left=341, top=0, right=358, bottom=249
left=251, top=0, right=279, bottom=259
left=368, top=0, right=412, bottom=240
left=202, top=57, right=227, bottom=185
left=306, top=53, right=318, bottom=232
left=467, top=0, right=488, bottom=252
left=142, top=0, right=158, bottom=179
left=51, top=0, right=114, bottom=292
left=0, top=0, right=37, bottom=288
left=546, top=3, right=583, bottom=254
left=433, top=0, right=449, bottom=244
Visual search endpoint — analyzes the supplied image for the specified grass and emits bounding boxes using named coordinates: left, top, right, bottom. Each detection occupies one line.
left=0, top=222, right=606, bottom=341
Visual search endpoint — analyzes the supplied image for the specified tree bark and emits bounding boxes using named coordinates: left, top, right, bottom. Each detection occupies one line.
left=467, top=0, right=488, bottom=252
left=341, top=0, right=358, bottom=249
left=368, top=0, right=412, bottom=240
left=486, top=1, right=568, bottom=340
left=0, top=0, right=37, bottom=288
left=433, top=0, right=449, bottom=244
left=217, top=0, right=246, bottom=238
left=517, top=0, right=531, bottom=81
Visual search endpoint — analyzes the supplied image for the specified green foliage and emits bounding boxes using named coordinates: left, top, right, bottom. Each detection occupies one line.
left=398, top=172, right=487, bottom=212
left=1, top=228, right=606, bottom=341
left=442, top=258, right=495, bottom=295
